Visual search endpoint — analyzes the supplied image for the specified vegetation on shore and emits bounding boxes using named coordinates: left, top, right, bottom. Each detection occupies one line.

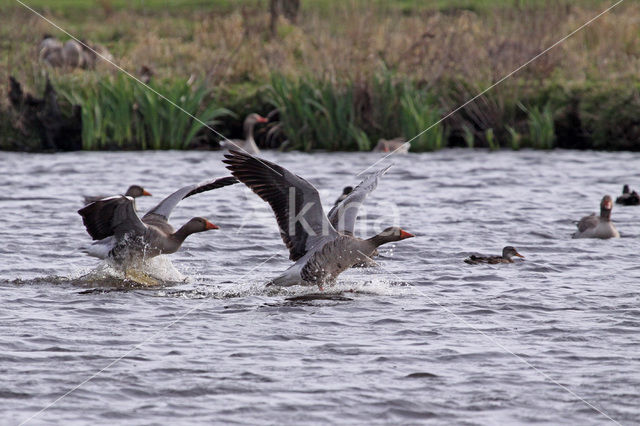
left=1, top=0, right=639, bottom=152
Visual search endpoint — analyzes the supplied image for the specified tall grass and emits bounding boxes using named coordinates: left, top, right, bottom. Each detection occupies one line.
left=399, top=90, right=445, bottom=151
left=57, top=76, right=230, bottom=149
left=269, top=75, right=367, bottom=151
left=523, top=103, right=555, bottom=149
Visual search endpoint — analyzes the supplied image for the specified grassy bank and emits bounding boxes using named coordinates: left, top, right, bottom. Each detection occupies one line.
left=1, top=0, right=639, bottom=151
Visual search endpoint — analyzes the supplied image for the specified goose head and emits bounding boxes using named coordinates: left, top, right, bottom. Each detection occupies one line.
left=600, top=195, right=613, bottom=219
left=125, top=185, right=152, bottom=198
left=502, top=246, right=524, bottom=260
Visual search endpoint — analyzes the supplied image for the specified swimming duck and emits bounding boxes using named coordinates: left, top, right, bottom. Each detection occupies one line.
left=572, top=195, right=620, bottom=239
left=464, top=246, right=524, bottom=264
left=83, top=185, right=152, bottom=205
left=223, top=150, right=414, bottom=290
left=615, top=184, right=640, bottom=206
left=334, top=186, right=353, bottom=206
left=219, top=113, right=268, bottom=155
left=78, top=176, right=237, bottom=265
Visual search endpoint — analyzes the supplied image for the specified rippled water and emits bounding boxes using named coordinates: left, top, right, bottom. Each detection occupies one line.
left=1, top=149, right=639, bottom=425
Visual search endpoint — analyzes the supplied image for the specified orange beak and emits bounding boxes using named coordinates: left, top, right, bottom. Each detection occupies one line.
left=515, top=252, right=525, bottom=258
left=256, top=115, right=268, bottom=123
left=399, top=230, right=415, bottom=239
left=205, top=221, right=219, bottom=230
left=604, top=201, right=612, bottom=209
left=142, top=190, right=152, bottom=196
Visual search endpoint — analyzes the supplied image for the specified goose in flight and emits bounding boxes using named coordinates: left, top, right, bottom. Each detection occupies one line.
left=223, top=150, right=414, bottom=290
left=78, top=176, right=237, bottom=265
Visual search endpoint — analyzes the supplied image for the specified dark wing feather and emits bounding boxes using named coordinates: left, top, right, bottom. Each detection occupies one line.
left=78, top=196, right=146, bottom=241
left=223, top=150, right=336, bottom=261
left=184, top=176, right=238, bottom=199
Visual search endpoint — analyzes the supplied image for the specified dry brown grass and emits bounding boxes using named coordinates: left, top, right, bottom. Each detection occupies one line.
left=2, top=2, right=639, bottom=101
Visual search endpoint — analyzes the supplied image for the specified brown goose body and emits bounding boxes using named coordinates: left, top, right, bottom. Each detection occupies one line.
left=573, top=195, right=620, bottom=239
left=78, top=176, right=237, bottom=264
left=223, top=150, right=414, bottom=290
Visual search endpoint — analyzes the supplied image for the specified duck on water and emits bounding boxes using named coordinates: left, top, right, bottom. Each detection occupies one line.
left=223, top=150, right=414, bottom=290
left=465, top=246, right=524, bottom=265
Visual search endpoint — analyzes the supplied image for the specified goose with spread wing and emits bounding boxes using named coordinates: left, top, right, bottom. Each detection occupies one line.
left=78, top=176, right=238, bottom=263
left=223, top=150, right=414, bottom=290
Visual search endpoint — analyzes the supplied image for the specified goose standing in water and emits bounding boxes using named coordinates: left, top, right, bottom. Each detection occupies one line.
left=223, top=150, right=414, bottom=290
left=220, top=113, right=268, bottom=155
left=78, top=177, right=237, bottom=270
left=83, top=185, right=152, bottom=205
left=572, top=195, right=620, bottom=239
left=615, top=184, right=640, bottom=206
left=465, top=246, right=524, bottom=265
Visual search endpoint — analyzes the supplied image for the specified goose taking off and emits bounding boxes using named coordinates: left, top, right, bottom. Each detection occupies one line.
left=78, top=176, right=238, bottom=265
left=223, top=150, right=414, bottom=290
left=572, top=195, right=620, bottom=239
left=220, top=113, right=268, bottom=155
left=465, top=246, right=524, bottom=264
left=83, top=185, right=152, bottom=205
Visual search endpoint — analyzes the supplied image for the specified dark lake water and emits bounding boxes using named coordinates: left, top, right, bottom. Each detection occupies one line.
left=1, top=149, right=639, bottom=425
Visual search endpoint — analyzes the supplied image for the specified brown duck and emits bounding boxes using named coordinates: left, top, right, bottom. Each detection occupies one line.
left=78, top=177, right=237, bottom=264
left=223, top=150, right=414, bottom=290
left=465, top=246, right=524, bottom=264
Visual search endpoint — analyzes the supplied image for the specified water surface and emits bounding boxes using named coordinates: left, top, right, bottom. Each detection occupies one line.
left=1, top=150, right=639, bottom=424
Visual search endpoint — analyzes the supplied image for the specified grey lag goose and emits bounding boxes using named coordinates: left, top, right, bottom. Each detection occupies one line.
left=615, top=184, right=640, bottom=206
left=78, top=176, right=237, bottom=264
left=83, top=185, right=152, bottom=205
left=220, top=113, right=268, bottom=155
left=464, top=246, right=524, bottom=265
left=223, top=150, right=414, bottom=290
left=572, top=195, right=620, bottom=239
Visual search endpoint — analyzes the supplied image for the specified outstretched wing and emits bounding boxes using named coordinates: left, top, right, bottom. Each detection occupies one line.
left=142, top=176, right=238, bottom=222
left=223, top=150, right=337, bottom=261
left=327, top=165, right=391, bottom=235
left=78, top=196, right=146, bottom=240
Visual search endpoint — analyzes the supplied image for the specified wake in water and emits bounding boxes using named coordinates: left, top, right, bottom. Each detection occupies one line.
left=68, top=255, right=187, bottom=288
left=157, top=274, right=417, bottom=301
